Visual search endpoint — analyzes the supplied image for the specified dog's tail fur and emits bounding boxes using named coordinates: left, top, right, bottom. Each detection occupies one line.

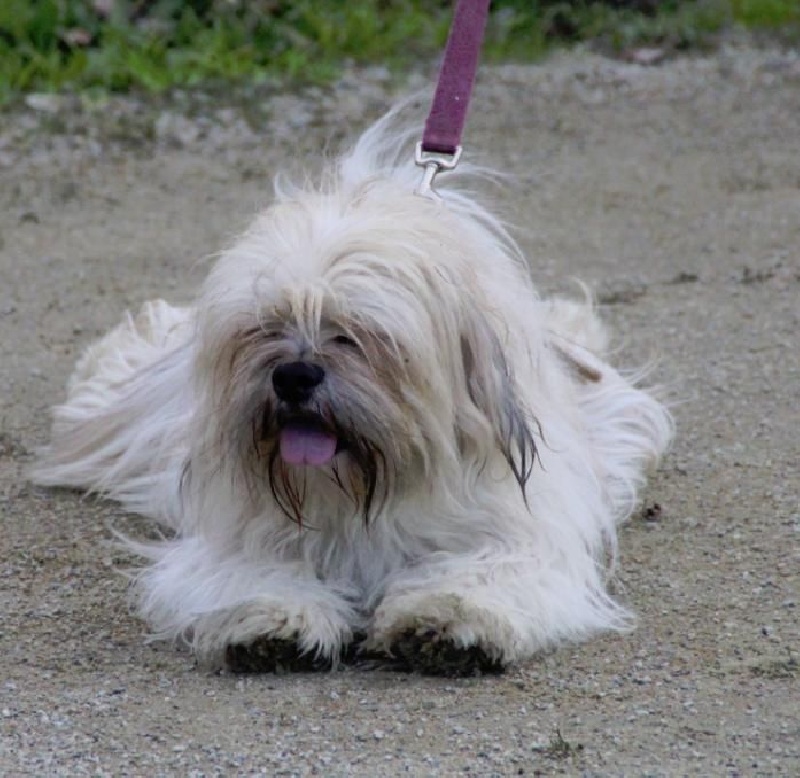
left=31, top=300, right=194, bottom=523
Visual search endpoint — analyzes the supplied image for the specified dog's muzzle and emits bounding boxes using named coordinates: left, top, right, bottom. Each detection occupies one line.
left=271, top=361, right=338, bottom=466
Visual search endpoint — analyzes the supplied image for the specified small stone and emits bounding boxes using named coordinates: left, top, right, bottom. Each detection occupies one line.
left=25, top=94, right=64, bottom=114
left=623, top=47, right=667, bottom=67
left=155, top=112, right=201, bottom=148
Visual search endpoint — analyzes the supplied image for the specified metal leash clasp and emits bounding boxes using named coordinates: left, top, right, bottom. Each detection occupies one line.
left=414, top=142, right=462, bottom=201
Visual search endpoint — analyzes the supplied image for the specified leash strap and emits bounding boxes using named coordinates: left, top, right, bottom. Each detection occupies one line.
left=416, top=0, right=491, bottom=198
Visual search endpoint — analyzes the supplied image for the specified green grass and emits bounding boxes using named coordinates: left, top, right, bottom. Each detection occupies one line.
left=730, top=0, right=800, bottom=26
left=0, top=1, right=798, bottom=104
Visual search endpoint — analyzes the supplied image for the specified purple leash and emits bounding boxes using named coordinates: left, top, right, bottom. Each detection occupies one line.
left=416, top=0, right=492, bottom=199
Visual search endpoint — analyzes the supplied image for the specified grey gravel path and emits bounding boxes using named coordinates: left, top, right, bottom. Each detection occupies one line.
left=1, top=45, right=798, bottom=776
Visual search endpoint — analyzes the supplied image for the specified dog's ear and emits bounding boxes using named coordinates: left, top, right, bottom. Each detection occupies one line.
left=458, top=312, right=539, bottom=495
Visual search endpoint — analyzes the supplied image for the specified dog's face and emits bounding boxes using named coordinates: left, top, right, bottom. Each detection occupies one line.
left=192, top=183, right=538, bottom=523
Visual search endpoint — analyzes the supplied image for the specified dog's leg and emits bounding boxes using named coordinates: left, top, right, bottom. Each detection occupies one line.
left=368, top=550, right=630, bottom=676
left=134, top=536, right=362, bottom=672
left=32, top=300, right=194, bottom=523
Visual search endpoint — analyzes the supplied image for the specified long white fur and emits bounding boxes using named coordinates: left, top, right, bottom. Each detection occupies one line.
left=33, top=110, right=673, bottom=667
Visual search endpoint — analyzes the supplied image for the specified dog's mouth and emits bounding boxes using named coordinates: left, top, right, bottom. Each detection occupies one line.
left=278, top=416, right=339, bottom=467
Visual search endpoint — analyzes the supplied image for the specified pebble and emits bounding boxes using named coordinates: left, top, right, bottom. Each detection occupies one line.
left=25, top=94, right=64, bottom=114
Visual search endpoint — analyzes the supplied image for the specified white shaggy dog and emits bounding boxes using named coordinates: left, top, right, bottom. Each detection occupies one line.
left=33, top=112, right=672, bottom=675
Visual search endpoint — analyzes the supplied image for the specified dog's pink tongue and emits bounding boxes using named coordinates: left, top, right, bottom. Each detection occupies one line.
left=280, top=427, right=337, bottom=466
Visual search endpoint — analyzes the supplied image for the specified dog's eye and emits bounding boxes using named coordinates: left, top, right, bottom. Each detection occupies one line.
left=332, top=334, right=359, bottom=349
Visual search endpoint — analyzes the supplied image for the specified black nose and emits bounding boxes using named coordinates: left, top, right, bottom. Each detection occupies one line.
left=272, top=361, right=325, bottom=403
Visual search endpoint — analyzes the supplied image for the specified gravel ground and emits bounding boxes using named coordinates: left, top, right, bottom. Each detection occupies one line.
left=1, top=44, right=798, bottom=776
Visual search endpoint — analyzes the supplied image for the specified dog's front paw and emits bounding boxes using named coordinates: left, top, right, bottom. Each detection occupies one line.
left=192, top=596, right=354, bottom=672
left=386, top=627, right=504, bottom=677
left=226, top=635, right=331, bottom=674
left=369, top=592, right=513, bottom=677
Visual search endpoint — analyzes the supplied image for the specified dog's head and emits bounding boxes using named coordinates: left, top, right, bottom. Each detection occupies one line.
left=192, top=142, right=539, bottom=524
